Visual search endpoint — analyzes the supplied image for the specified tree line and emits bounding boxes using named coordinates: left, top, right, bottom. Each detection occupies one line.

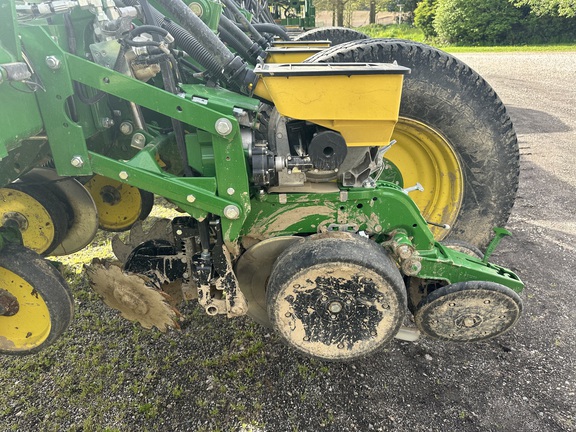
left=317, top=0, right=576, bottom=44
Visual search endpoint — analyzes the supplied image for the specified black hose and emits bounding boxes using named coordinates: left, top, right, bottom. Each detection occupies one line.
left=219, top=15, right=265, bottom=64
left=128, top=25, right=169, bottom=39
left=220, top=0, right=268, bottom=49
left=252, top=23, right=291, bottom=40
left=150, top=0, right=258, bottom=94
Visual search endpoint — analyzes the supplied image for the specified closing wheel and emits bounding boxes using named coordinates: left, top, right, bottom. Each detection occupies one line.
left=267, top=233, right=406, bottom=361
left=236, top=236, right=300, bottom=327
left=84, top=175, right=154, bottom=232
left=0, top=183, right=70, bottom=255
left=22, top=169, right=99, bottom=256
left=306, top=39, right=520, bottom=248
left=414, top=281, right=523, bottom=342
left=0, top=244, right=74, bottom=354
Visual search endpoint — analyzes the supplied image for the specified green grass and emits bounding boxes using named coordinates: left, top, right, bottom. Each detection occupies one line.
left=356, top=24, right=576, bottom=53
left=358, top=23, right=426, bottom=43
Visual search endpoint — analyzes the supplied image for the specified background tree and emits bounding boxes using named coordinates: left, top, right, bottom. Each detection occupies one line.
left=433, top=0, right=523, bottom=44
left=510, top=0, right=576, bottom=17
left=414, top=0, right=438, bottom=39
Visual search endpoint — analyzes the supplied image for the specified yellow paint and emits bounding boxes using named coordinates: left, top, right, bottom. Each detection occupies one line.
left=85, top=175, right=142, bottom=231
left=0, top=188, right=55, bottom=254
left=255, top=65, right=404, bottom=147
left=265, top=48, right=323, bottom=63
left=0, top=268, right=51, bottom=351
left=388, top=118, right=464, bottom=240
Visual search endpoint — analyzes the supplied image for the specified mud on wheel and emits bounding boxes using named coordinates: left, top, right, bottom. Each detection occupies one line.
left=0, top=244, right=74, bottom=355
left=267, top=233, right=406, bottom=361
left=307, top=39, right=520, bottom=248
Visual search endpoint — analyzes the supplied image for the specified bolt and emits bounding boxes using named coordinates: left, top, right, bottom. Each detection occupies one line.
left=119, top=171, right=129, bottom=180
left=223, top=205, right=240, bottom=220
left=70, top=156, right=84, bottom=168
left=402, top=258, right=422, bottom=276
left=328, top=301, right=343, bottom=314
left=402, top=182, right=424, bottom=194
left=215, top=118, right=233, bottom=136
left=45, top=56, right=61, bottom=70
left=120, top=122, right=134, bottom=135
left=226, top=188, right=235, bottom=195
left=396, top=244, right=414, bottom=260
left=187, top=194, right=196, bottom=203
left=131, top=133, right=146, bottom=149
left=101, top=117, right=114, bottom=128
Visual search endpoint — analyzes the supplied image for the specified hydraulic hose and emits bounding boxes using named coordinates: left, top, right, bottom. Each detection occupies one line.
left=219, top=15, right=265, bottom=64
left=220, top=0, right=268, bottom=49
left=152, top=0, right=258, bottom=94
left=122, top=0, right=225, bottom=81
left=252, top=23, right=290, bottom=41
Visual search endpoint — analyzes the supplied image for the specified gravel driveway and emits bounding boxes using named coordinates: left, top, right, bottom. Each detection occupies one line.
left=1, top=51, right=575, bottom=432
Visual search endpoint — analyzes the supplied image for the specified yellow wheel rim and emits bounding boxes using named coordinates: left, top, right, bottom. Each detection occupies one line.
left=388, top=117, right=464, bottom=240
left=0, top=188, right=57, bottom=254
left=85, top=175, right=143, bottom=231
left=0, top=267, right=51, bottom=352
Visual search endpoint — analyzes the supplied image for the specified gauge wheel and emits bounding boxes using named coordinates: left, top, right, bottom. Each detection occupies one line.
left=267, top=233, right=406, bottom=361
left=84, top=175, right=154, bottom=232
left=294, top=27, right=368, bottom=46
left=21, top=168, right=99, bottom=256
left=306, top=39, right=519, bottom=248
left=0, top=183, right=70, bottom=255
left=0, top=244, right=74, bottom=355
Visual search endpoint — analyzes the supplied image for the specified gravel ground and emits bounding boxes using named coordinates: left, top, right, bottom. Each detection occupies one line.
left=1, top=51, right=575, bottom=432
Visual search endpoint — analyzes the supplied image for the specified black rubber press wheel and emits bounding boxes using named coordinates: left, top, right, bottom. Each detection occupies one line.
left=267, top=233, right=406, bottom=361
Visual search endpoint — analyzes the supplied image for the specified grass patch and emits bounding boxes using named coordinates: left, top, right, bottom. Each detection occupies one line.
left=356, top=24, right=576, bottom=53
left=358, top=23, right=425, bottom=42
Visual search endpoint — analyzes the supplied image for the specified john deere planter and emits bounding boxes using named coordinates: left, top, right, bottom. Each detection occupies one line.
left=0, top=0, right=522, bottom=361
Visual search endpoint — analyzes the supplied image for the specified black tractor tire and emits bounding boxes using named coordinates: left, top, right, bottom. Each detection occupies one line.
left=306, top=39, right=520, bottom=248
left=294, top=27, right=368, bottom=46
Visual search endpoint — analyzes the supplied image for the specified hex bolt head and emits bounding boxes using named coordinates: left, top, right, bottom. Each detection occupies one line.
left=120, top=122, right=134, bottom=135
left=223, top=205, right=240, bottom=220
left=187, top=194, right=196, bottom=203
left=119, top=171, right=129, bottom=180
left=45, top=56, right=61, bottom=70
left=226, top=188, right=235, bottom=196
left=70, top=156, right=84, bottom=168
left=215, top=118, right=233, bottom=136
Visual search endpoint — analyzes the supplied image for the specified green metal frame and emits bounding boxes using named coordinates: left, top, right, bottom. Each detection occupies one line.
left=0, top=1, right=524, bottom=298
